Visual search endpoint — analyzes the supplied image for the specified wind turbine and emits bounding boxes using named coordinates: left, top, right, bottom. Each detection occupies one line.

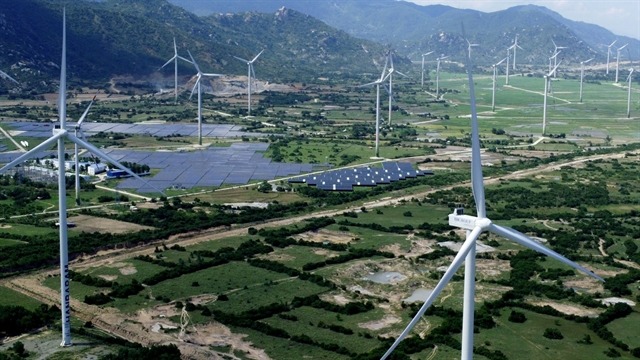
left=380, top=43, right=602, bottom=360
left=187, top=51, right=223, bottom=146
left=627, top=68, right=634, bottom=118
left=615, top=44, right=628, bottom=83
left=551, top=40, right=566, bottom=76
left=547, top=51, right=561, bottom=94
left=159, top=37, right=192, bottom=103
left=73, top=95, right=96, bottom=205
left=0, top=69, right=18, bottom=84
left=543, top=61, right=562, bottom=135
left=466, top=39, right=479, bottom=59
left=579, top=58, right=593, bottom=103
left=385, top=51, right=408, bottom=126
left=358, top=57, right=389, bottom=158
left=233, top=49, right=264, bottom=116
left=511, top=35, right=523, bottom=70
left=435, top=55, right=449, bottom=99
left=0, top=10, right=163, bottom=346
left=421, top=51, right=434, bottom=88
left=492, top=57, right=507, bottom=112
left=606, top=40, right=617, bottom=75
left=505, top=47, right=511, bottom=85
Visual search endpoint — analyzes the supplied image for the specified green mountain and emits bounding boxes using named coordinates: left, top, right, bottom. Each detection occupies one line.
left=167, top=0, right=640, bottom=64
left=0, top=0, right=397, bottom=91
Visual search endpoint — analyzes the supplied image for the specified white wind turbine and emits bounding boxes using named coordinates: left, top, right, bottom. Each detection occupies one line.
left=0, top=69, right=18, bottom=84
left=73, top=95, right=96, bottom=205
left=435, top=55, right=449, bottom=99
left=579, top=58, right=593, bottom=103
left=0, top=9, right=163, bottom=347
left=606, top=40, right=617, bottom=75
left=466, top=39, right=479, bottom=59
left=380, top=46, right=602, bottom=360
left=543, top=61, right=562, bottom=135
left=359, top=57, right=389, bottom=158
left=511, top=35, right=523, bottom=70
left=551, top=40, right=566, bottom=76
left=492, top=57, right=507, bottom=112
left=159, top=37, right=192, bottom=103
left=187, top=51, right=223, bottom=146
left=615, top=44, right=628, bottom=83
left=421, top=51, right=434, bottom=88
left=627, top=68, right=634, bottom=118
left=505, top=47, right=511, bottom=85
left=547, top=51, right=561, bottom=94
left=385, top=51, right=408, bottom=126
left=234, top=49, right=265, bottom=116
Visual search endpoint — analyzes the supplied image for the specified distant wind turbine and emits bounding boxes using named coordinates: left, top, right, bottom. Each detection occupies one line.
left=359, top=56, right=389, bottom=158
left=606, top=40, right=617, bottom=75
left=579, top=58, right=593, bottom=103
left=435, top=54, right=449, bottom=99
left=615, top=43, right=628, bottom=83
left=492, top=57, right=507, bottom=111
left=505, top=47, right=511, bottom=85
left=385, top=51, right=408, bottom=125
left=466, top=39, right=478, bottom=59
left=234, top=49, right=265, bottom=116
left=73, top=95, right=96, bottom=205
left=627, top=68, right=634, bottom=118
left=159, top=38, right=192, bottom=103
left=188, top=51, right=223, bottom=146
left=380, top=38, right=602, bottom=360
left=551, top=40, right=566, bottom=76
left=511, top=35, right=523, bottom=70
left=421, top=51, right=434, bottom=88
left=543, top=61, right=562, bottom=135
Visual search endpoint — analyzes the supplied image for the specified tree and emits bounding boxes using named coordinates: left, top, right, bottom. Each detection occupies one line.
left=257, top=181, right=271, bottom=193
left=543, top=328, right=563, bottom=340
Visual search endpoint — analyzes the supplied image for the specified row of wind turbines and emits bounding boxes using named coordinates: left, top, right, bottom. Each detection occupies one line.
left=158, top=38, right=264, bottom=145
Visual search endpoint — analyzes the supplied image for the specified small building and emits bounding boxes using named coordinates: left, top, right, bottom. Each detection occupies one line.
left=106, top=169, right=129, bottom=178
left=87, top=163, right=107, bottom=175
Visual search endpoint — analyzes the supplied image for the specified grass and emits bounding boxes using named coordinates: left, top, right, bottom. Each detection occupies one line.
left=0, top=286, right=43, bottom=310
left=237, top=327, right=349, bottom=360
left=606, top=312, right=640, bottom=349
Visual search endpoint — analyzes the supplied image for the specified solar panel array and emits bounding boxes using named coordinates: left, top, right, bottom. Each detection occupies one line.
left=289, top=161, right=434, bottom=191
left=4, top=121, right=264, bottom=139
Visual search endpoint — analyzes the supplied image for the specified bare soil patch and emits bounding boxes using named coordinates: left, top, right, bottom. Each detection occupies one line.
left=530, top=300, right=602, bottom=318
left=295, top=229, right=352, bottom=244
left=359, top=315, right=401, bottom=331
left=68, top=214, right=154, bottom=234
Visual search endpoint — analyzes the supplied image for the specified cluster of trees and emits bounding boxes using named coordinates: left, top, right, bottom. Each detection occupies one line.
left=0, top=304, right=58, bottom=337
left=302, top=248, right=394, bottom=271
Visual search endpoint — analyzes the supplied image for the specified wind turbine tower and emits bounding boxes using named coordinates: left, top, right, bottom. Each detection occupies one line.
left=421, top=51, right=433, bottom=88
left=73, top=95, right=96, bottom=205
left=505, top=47, right=511, bottom=85
left=160, top=38, right=192, bottom=103
left=492, top=57, right=507, bottom=111
left=0, top=9, right=161, bottom=347
left=380, top=39, right=602, bottom=360
left=187, top=51, right=223, bottom=146
left=627, top=68, right=634, bottom=118
left=579, top=58, right=593, bottom=103
left=234, top=49, right=264, bottom=116
left=606, top=40, right=617, bottom=75
left=543, top=62, right=561, bottom=135
left=615, top=44, right=628, bottom=83
left=435, top=55, right=448, bottom=99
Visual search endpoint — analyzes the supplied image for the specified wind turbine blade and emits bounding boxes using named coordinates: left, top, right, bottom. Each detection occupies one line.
left=488, top=224, right=604, bottom=281
left=250, top=64, right=256, bottom=81
left=609, top=40, right=617, bottom=47
left=380, top=226, right=484, bottom=360
left=358, top=80, right=379, bottom=88
left=77, top=95, right=97, bottom=127
left=159, top=55, right=176, bottom=70
left=250, top=49, right=265, bottom=63
left=496, top=57, right=508, bottom=66
left=379, top=55, right=389, bottom=81
left=584, top=58, right=594, bottom=64
left=189, top=75, right=200, bottom=100
left=202, top=73, right=224, bottom=77
left=0, top=133, right=64, bottom=174
left=619, top=44, right=628, bottom=51
left=177, top=55, right=192, bottom=64
left=462, top=24, right=486, bottom=218
left=0, top=70, right=18, bottom=84
left=234, top=56, right=249, bottom=63
left=548, top=61, right=562, bottom=77
left=422, top=51, right=434, bottom=56
left=516, top=44, right=523, bottom=50
left=187, top=50, right=201, bottom=74
left=59, top=7, right=67, bottom=127
left=395, top=70, right=409, bottom=78
left=67, top=134, right=166, bottom=196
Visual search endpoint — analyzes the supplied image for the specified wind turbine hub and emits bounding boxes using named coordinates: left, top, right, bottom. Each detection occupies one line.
left=53, top=128, right=68, bottom=136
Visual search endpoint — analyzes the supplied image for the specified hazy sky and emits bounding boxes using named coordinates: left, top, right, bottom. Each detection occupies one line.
left=406, top=1, right=640, bottom=39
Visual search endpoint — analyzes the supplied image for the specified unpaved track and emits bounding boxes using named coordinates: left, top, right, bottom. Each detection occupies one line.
left=2, top=149, right=636, bottom=358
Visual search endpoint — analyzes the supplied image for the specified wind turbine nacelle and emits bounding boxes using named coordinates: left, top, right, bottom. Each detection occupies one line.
left=448, top=213, right=477, bottom=230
